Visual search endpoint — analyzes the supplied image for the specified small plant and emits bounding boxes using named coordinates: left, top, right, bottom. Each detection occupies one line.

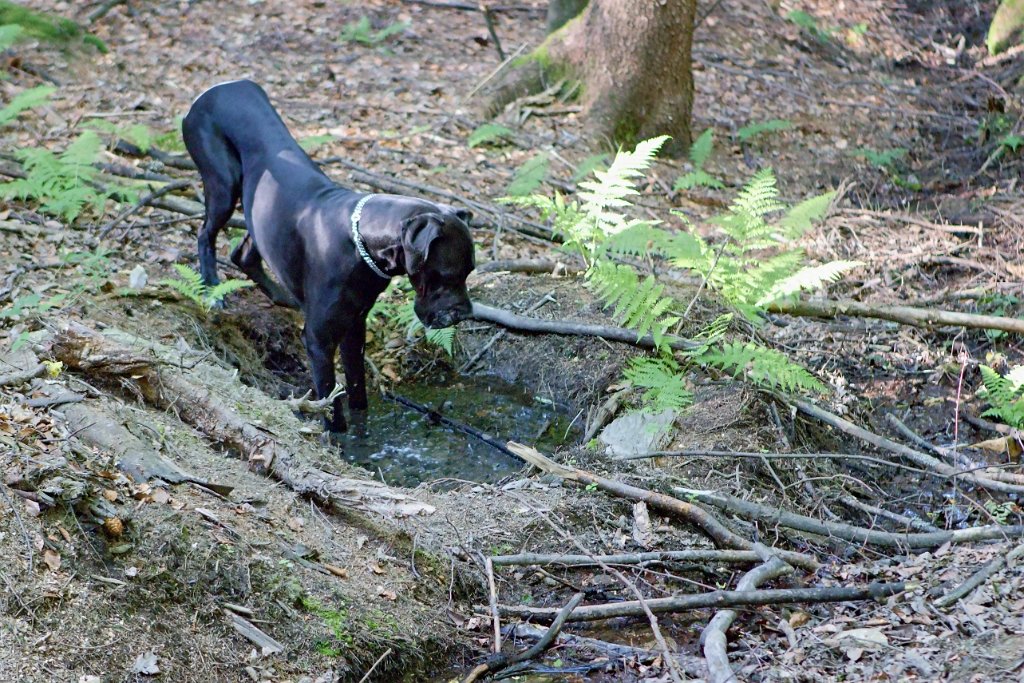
left=505, top=137, right=851, bottom=412
left=978, top=364, right=1024, bottom=429
left=0, top=2, right=107, bottom=52
left=572, top=153, right=611, bottom=182
left=468, top=122, right=514, bottom=148
left=674, top=128, right=724, bottom=190
left=0, top=132, right=132, bottom=223
left=850, top=146, right=907, bottom=171
left=0, top=84, right=55, bottom=127
left=338, top=15, right=409, bottom=45
left=367, top=281, right=457, bottom=355
left=298, top=133, right=337, bottom=153
left=737, top=118, right=794, bottom=143
left=506, top=153, right=549, bottom=196
left=82, top=119, right=155, bottom=152
left=301, top=597, right=353, bottom=656
left=786, top=10, right=835, bottom=43
left=159, top=263, right=253, bottom=312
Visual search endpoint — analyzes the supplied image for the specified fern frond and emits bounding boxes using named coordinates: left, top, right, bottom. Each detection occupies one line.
left=689, top=129, right=715, bottom=167
left=728, top=168, right=785, bottom=233
left=425, top=327, right=456, bottom=355
left=674, top=170, right=725, bottom=191
left=507, top=153, right=549, bottom=196
left=603, top=223, right=672, bottom=257
left=0, top=85, right=56, bottom=127
left=979, top=365, right=1024, bottom=428
left=577, top=136, right=668, bottom=237
left=587, top=261, right=678, bottom=350
left=777, top=190, right=836, bottom=237
left=756, top=260, right=863, bottom=306
left=624, top=356, right=692, bottom=412
left=207, top=278, right=254, bottom=304
left=701, top=341, right=826, bottom=393
left=0, top=24, right=23, bottom=51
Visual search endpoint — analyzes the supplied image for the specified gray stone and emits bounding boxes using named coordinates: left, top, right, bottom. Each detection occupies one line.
left=598, top=409, right=677, bottom=457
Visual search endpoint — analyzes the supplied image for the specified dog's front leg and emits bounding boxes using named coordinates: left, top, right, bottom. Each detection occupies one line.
left=302, top=326, right=346, bottom=434
left=338, top=315, right=369, bottom=414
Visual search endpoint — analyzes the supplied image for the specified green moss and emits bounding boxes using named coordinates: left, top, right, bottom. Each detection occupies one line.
left=988, top=0, right=1024, bottom=55
left=0, top=1, right=107, bottom=53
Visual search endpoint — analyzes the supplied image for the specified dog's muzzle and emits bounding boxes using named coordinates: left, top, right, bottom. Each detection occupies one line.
left=421, top=302, right=472, bottom=329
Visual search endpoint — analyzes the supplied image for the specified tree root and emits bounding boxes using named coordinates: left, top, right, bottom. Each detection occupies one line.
left=48, top=322, right=434, bottom=518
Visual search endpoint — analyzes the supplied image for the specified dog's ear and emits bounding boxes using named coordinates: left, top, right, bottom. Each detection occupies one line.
left=402, top=214, right=441, bottom=275
left=454, top=208, right=473, bottom=225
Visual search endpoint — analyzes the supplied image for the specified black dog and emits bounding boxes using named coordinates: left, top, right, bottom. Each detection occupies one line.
left=182, top=80, right=475, bottom=433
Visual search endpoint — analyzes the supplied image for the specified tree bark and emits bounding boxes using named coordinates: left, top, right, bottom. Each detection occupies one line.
left=489, top=0, right=696, bottom=156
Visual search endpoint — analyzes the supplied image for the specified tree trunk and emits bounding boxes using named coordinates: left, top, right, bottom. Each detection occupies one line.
left=489, top=0, right=696, bottom=157
left=547, top=0, right=588, bottom=33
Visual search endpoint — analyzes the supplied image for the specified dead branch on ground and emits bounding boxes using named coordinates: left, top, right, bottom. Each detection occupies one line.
left=491, top=549, right=764, bottom=568
left=676, top=487, right=1024, bottom=549
left=702, top=544, right=793, bottom=683
left=935, top=541, right=1024, bottom=608
left=769, top=298, right=1024, bottom=336
left=492, top=582, right=907, bottom=623
left=506, top=442, right=819, bottom=570
left=794, top=398, right=1024, bottom=495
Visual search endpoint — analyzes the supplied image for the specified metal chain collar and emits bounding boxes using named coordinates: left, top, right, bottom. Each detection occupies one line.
left=350, top=194, right=392, bottom=280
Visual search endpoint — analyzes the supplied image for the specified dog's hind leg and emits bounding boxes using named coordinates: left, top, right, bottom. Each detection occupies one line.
left=230, top=234, right=300, bottom=309
left=182, top=124, right=241, bottom=289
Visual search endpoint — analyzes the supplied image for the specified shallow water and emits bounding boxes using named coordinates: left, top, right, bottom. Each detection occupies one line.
left=334, top=374, right=576, bottom=488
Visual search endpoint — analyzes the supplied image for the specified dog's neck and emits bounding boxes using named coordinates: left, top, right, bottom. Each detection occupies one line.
left=350, top=195, right=394, bottom=279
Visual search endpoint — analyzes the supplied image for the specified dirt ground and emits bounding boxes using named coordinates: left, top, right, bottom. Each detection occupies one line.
left=2, top=0, right=1024, bottom=681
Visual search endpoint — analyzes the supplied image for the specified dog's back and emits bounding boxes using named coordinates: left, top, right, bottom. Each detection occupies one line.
left=182, top=80, right=300, bottom=168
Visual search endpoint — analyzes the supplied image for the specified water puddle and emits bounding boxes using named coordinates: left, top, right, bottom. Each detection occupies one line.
left=335, top=374, right=577, bottom=487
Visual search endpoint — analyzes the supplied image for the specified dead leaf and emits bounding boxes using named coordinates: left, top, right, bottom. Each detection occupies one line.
left=151, top=488, right=170, bottom=504
left=23, top=498, right=40, bottom=517
left=377, top=586, right=397, bottom=601
left=102, top=489, right=118, bottom=502
left=287, top=516, right=305, bottom=532
left=131, top=651, right=160, bottom=675
left=825, top=627, right=889, bottom=652
left=371, top=563, right=386, bottom=575
left=43, top=548, right=61, bottom=572
left=789, top=611, right=811, bottom=628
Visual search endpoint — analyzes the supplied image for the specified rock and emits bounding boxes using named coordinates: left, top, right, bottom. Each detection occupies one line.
left=598, top=409, right=676, bottom=458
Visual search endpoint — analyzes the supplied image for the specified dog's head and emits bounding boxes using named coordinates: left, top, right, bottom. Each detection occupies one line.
left=399, top=209, right=475, bottom=329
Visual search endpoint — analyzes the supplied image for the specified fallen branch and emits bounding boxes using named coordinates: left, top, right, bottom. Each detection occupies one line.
left=461, top=290, right=554, bottom=372
left=473, top=303, right=701, bottom=352
left=702, top=545, right=792, bottom=683
left=934, top=541, right=1024, bottom=608
left=0, top=363, right=46, bottom=388
left=463, top=593, right=584, bottom=683
left=401, top=0, right=543, bottom=12
left=837, top=493, right=940, bottom=533
left=493, top=582, right=906, bottom=623
left=226, top=612, right=284, bottom=655
left=491, top=549, right=764, bottom=568
left=793, top=399, right=1024, bottom=495
left=506, top=442, right=819, bottom=571
left=676, top=487, right=1024, bottom=550
left=99, top=178, right=192, bottom=239
left=769, top=298, right=1024, bottom=336
left=386, top=392, right=522, bottom=462
left=477, top=258, right=584, bottom=275
left=50, top=323, right=434, bottom=518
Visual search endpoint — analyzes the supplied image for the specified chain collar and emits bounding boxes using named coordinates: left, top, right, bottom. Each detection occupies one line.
left=350, top=194, right=392, bottom=280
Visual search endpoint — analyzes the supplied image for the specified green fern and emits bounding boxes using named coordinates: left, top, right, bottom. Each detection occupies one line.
left=624, top=356, right=692, bottom=412
left=674, top=129, right=724, bottom=190
left=979, top=365, right=1024, bottom=429
left=468, top=123, right=514, bottom=148
left=507, top=153, right=549, bottom=196
left=0, top=85, right=55, bottom=127
left=338, top=15, right=409, bottom=45
left=0, top=132, right=125, bottom=222
left=0, top=23, right=22, bottom=51
left=777, top=190, right=835, bottom=236
left=700, top=341, right=826, bottom=393
left=83, top=119, right=154, bottom=152
left=756, top=260, right=864, bottom=306
left=737, top=119, right=793, bottom=142
left=160, top=263, right=253, bottom=311
left=587, top=261, right=679, bottom=350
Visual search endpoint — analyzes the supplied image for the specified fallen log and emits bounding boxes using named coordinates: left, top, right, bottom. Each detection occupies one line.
left=490, top=549, right=764, bottom=568
left=48, top=322, right=434, bottom=518
left=492, top=582, right=907, bottom=623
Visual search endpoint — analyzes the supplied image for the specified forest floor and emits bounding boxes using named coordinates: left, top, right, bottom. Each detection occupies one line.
left=1, top=0, right=1023, bottom=681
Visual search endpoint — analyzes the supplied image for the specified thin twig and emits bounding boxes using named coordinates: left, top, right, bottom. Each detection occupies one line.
left=485, top=557, right=501, bottom=654
left=357, top=647, right=393, bottom=683
left=935, top=542, right=1024, bottom=608
left=491, top=549, right=764, bottom=567
left=99, top=179, right=192, bottom=239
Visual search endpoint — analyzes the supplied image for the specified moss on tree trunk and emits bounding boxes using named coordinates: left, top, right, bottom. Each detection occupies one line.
left=483, top=0, right=696, bottom=157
